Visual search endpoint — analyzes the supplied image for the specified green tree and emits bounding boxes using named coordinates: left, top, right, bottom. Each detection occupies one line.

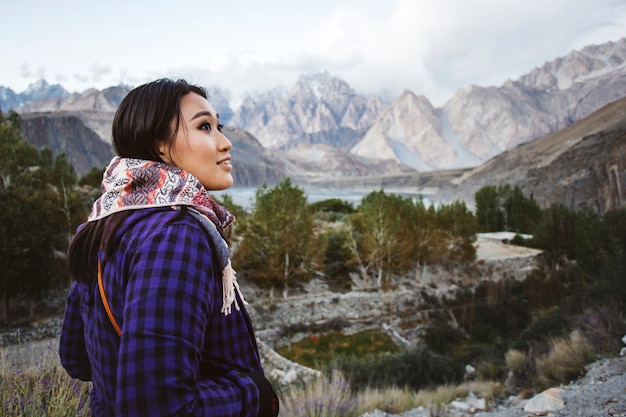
left=0, top=111, right=70, bottom=322
left=475, top=185, right=504, bottom=232
left=41, top=152, right=85, bottom=244
left=475, top=185, right=540, bottom=234
left=532, top=203, right=577, bottom=262
left=436, top=200, right=478, bottom=263
left=604, top=208, right=626, bottom=268
left=599, top=208, right=626, bottom=308
left=504, top=186, right=541, bottom=233
left=79, top=165, right=105, bottom=188
left=309, top=198, right=355, bottom=215
left=345, top=190, right=415, bottom=289
left=573, top=209, right=611, bottom=273
left=234, top=179, right=324, bottom=297
left=321, top=229, right=354, bottom=292
left=407, top=198, right=442, bottom=278
left=214, top=193, right=247, bottom=245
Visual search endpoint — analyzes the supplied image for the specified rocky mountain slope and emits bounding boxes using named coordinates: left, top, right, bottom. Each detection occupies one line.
left=20, top=112, right=115, bottom=174
left=231, top=72, right=387, bottom=150
left=225, top=126, right=287, bottom=186
left=353, top=37, right=626, bottom=170
left=441, top=94, right=626, bottom=213
left=17, top=85, right=131, bottom=142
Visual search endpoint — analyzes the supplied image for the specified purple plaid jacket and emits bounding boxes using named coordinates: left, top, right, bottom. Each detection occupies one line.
left=60, top=208, right=265, bottom=417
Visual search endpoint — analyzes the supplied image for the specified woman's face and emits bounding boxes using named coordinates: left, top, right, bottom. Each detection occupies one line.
left=161, top=92, right=233, bottom=190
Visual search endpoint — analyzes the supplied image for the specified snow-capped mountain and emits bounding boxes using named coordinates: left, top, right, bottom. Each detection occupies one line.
left=230, top=71, right=387, bottom=150
left=352, top=38, right=626, bottom=170
left=0, top=80, right=69, bottom=111
left=227, top=38, right=626, bottom=172
left=350, top=90, right=482, bottom=171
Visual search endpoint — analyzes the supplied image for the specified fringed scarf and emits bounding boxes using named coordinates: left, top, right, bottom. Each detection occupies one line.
left=88, top=156, right=244, bottom=315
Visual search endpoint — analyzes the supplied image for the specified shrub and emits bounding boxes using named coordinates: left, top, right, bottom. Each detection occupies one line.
left=280, top=370, right=361, bottom=417
left=504, top=349, right=526, bottom=373
left=504, top=348, right=536, bottom=392
left=357, top=386, right=418, bottom=414
left=422, top=322, right=465, bottom=356
left=515, top=306, right=571, bottom=350
left=575, top=307, right=626, bottom=356
left=475, top=361, right=505, bottom=381
left=309, top=198, right=355, bottom=215
left=337, top=345, right=463, bottom=392
left=534, top=330, right=596, bottom=390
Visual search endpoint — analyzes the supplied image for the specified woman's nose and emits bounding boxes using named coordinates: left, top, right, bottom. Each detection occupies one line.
left=218, top=131, right=232, bottom=151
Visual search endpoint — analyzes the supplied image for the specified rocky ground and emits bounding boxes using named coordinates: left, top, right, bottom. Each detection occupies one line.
left=360, top=356, right=626, bottom=417
left=2, top=330, right=624, bottom=417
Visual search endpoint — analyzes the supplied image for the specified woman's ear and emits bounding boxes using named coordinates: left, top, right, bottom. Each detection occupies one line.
left=160, top=152, right=172, bottom=164
left=157, top=143, right=171, bottom=163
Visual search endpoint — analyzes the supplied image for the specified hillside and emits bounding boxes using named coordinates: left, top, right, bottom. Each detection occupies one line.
left=442, top=94, right=626, bottom=213
left=20, top=112, right=115, bottom=174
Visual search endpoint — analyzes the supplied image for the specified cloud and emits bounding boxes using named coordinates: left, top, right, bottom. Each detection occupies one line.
left=4, top=0, right=625, bottom=104
left=292, top=0, right=626, bottom=105
left=73, top=73, right=89, bottom=84
left=19, top=63, right=46, bottom=80
left=89, top=62, right=112, bottom=83
left=107, top=0, right=626, bottom=106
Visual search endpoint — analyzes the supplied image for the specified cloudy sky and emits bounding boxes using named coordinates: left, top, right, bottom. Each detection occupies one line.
left=2, top=0, right=625, bottom=106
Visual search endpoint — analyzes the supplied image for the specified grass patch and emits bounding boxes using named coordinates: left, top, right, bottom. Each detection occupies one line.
left=360, top=380, right=503, bottom=414
left=535, top=330, right=596, bottom=390
left=276, top=330, right=400, bottom=368
left=279, top=370, right=504, bottom=417
left=281, top=370, right=361, bottom=417
left=0, top=343, right=91, bottom=417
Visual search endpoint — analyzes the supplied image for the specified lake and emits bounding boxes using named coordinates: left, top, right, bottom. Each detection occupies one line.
left=212, top=186, right=433, bottom=211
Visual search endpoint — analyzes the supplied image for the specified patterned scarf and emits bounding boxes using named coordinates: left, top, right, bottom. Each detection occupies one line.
left=88, top=156, right=244, bottom=315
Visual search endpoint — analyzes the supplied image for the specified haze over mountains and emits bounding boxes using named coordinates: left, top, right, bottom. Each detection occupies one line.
left=1, top=37, right=625, bottom=212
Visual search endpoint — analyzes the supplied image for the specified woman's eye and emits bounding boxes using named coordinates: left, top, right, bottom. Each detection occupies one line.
left=217, top=123, right=224, bottom=132
left=200, top=122, right=212, bottom=131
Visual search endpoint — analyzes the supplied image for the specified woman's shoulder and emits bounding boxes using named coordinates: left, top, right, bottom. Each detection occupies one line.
left=118, top=207, right=209, bottom=242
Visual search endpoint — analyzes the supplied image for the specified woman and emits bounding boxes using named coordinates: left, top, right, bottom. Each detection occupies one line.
left=59, top=78, right=279, bottom=417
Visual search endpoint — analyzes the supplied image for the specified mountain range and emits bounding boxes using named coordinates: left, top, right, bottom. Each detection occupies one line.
left=1, top=37, right=625, bottom=212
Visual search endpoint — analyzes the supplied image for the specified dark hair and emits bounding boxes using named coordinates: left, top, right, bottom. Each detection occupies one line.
left=69, top=78, right=205, bottom=282
left=113, top=78, right=207, bottom=160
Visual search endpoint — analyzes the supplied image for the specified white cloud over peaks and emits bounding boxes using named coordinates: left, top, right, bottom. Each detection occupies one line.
left=88, top=62, right=112, bottom=84
left=19, top=63, right=46, bottom=81
left=2, top=0, right=625, bottom=106
left=310, top=0, right=437, bottom=101
left=293, top=0, right=626, bottom=105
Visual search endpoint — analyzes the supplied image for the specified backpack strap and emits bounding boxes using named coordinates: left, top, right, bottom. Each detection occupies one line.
left=98, top=257, right=122, bottom=337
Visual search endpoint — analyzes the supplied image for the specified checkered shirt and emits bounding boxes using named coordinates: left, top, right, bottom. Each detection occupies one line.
left=60, top=208, right=265, bottom=417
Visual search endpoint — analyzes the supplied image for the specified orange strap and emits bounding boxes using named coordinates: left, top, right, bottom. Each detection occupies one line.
left=98, top=258, right=122, bottom=337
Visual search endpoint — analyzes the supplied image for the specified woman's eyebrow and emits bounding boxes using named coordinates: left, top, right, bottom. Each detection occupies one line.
left=190, top=111, right=219, bottom=121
